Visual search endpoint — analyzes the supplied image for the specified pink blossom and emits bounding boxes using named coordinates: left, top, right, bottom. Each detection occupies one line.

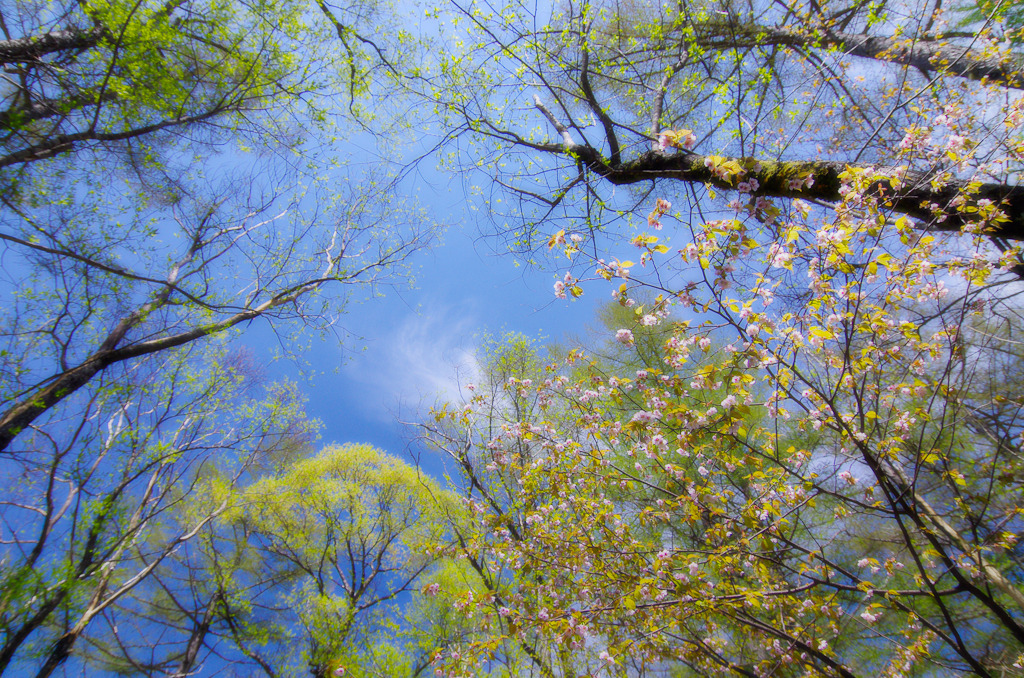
left=630, top=410, right=659, bottom=424
left=946, top=134, right=968, bottom=153
left=898, top=127, right=931, bottom=152
left=768, top=242, right=792, bottom=268
left=615, top=329, right=634, bottom=345
left=423, top=583, right=441, bottom=596
left=647, top=198, right=672, bottom=230
left=893, top=412, right=916, bottom=433
left=660, top=130, right=696, bottom=150
left=738, top=179, right=759, bottom=193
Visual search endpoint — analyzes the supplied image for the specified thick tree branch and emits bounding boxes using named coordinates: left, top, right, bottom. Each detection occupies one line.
left=561, top=143, right=1024, bottom=240
left=0, top=104, right=245, bottom=169
left=0, top=28, right=106, bottom=64
left=0, top=220, right=415, bottom=455
left=676, top=21, right=1024, bottom=90
left=0, top=91, right=117, bottom=130
left=578, top=37, right=620, bottom=165
left=0, top=290, right=282, bottom=454
left=829, top=30, right=1024, bottom=90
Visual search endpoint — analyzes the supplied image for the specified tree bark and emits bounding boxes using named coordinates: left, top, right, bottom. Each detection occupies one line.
left=682, top=21, right=1024, bottom=90
left=0, top=92, right=118, bottom=130
left=564, top=144, right=1024, bottom=241
left=0, top=305, right=258, bottom=454
left=0, top=28, right=105, bottom=64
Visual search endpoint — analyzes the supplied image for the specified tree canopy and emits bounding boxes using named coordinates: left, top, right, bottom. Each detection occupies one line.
left=411, top=0, right=1024, bottom=675
left=0, top=0, right=433, bottom=675
left=1, top=0, right=1023, bottom=675
left=418, top=0, right=1024, bottom=254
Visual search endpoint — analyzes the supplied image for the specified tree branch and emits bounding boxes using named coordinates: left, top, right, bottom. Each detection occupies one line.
left=559, top=144, right=1024, bottom=241
left=673, top=20, right=1024, bottom=90
left=0, top=28, right=106, bottom=64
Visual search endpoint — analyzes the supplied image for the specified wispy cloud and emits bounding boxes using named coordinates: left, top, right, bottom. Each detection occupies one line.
left=345, top=305, right=482, bottom=420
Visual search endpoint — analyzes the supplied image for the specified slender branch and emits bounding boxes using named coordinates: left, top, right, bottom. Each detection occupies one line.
left=533, top=95, right=575, bottom=147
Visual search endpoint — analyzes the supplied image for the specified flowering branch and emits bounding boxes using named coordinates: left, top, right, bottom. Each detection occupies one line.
left=552, top=143, right=1024, bottom=241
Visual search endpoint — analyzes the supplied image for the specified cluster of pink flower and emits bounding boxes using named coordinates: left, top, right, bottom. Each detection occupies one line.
left=766, top=242, right=792, bottom=268
left=553, top=271, right=577, bottom=299
left=601, top=258, right=631, bottom=280
left=737, top=178, right=759, bottom=194
left=898, top=125, right=931, bottom=153
left=657, top=128, right=697, bottom=151
left=787, top=174, right=814, bottom=191
left=703, top=155, right=737, bottom=181
left=647, top=198, right=672, bottom=230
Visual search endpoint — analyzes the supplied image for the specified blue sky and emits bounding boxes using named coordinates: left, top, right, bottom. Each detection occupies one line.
left=248, top=172, right=605, bottom=474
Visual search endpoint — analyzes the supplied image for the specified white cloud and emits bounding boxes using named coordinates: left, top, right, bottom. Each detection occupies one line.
left=345, top=305, right=482, bottom=420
